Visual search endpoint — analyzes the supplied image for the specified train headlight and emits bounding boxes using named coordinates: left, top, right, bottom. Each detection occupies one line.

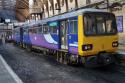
left=112, top=41, right=118, bottom=47
left=82, top=44, right=93, bottom=51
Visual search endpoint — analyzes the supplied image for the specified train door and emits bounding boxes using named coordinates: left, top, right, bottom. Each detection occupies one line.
left=60, top=20, right=68, bottom=50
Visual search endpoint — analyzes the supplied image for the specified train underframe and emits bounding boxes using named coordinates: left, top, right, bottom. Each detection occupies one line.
left=13, top=42, right=118, bottom=67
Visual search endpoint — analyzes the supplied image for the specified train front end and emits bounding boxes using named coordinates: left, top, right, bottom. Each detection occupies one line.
left=78, top=12, right=118, bottom=66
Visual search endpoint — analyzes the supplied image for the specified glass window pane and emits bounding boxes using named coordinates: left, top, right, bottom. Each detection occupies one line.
left=84, top=13, right=117, bottom=36
left=49, top=26, right=57, bottom=34
left=38, top=27, right=42, bottom=34
left=53, top=26, right=57, bottom=33
left=70, top=21, right=74, bottom=33
left=106, top=15, right=117, bottom=34
left=96, top=17, right=105, bottom=34
left=70, top=20, right=78, bottom=34
left=74, top=21, right=78, bottom=34
left=43, top=25, right=49, bottom=34
left=84, top=15, right=96, bottom=35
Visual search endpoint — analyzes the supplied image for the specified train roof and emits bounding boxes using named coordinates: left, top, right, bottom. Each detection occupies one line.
left=38, top=8, right=107, bottom=24
left=24, top=8, right=108, bottom=28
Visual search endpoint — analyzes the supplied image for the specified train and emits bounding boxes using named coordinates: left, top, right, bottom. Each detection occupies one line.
left=12, top=8, right=119, bottom=67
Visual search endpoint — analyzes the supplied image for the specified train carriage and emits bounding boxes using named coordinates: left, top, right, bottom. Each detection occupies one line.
left=13, top=8, right=118, bottom=67
left=12, top=26, right=23, bottom=45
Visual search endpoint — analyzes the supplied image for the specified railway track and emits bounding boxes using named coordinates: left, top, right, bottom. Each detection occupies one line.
left=1, top=43, right=125, bottom=83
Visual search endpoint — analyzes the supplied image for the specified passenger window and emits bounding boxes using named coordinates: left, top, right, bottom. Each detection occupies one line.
left=33, top=26, right=42, bottom=34
left=15, top=30, right=17, bottom=35
left=49, top=26, right=58, bottom=34
left=28, top=29, right=37, bottom=34
left=24, top=29, right=28, bottom=35
left=35, top=27, right=39, bottom=34
left=49, top=22, right=58, bottom=34
left=43, top=25, right=49, bottom=34
left=37, top=26, right=43, bottom=34
left=70, top=20, right=78, bottom=34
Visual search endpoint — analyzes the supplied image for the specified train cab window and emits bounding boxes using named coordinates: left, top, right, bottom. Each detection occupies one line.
left=84, top=15, right=96, bottom=35
left=84, top=13, right=117, bottom=36
left=96, top=17, right=106, bottom=34
left=106, top=15, right=117, bottom=34
left=106, top=20, right=113, bottom=33
left=70, top=20, right=78, bottom=34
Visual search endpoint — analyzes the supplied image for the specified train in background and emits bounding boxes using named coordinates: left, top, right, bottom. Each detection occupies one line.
left=12, top=8, right=119, bottom=67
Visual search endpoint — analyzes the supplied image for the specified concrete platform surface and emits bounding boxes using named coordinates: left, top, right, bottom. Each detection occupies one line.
left=0, top=54, right=23, bottom=83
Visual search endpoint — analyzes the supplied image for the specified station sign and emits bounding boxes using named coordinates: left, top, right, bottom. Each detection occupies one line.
left=49, top=22, right=58, bottom=26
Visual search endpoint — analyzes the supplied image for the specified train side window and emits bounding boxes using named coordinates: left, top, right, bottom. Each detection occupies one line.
left=49, top=26, right=58, bottom=34
left=28, top=29, right=32, bottom=34
left=23, top=29, right=28, bottom=35
left=14, top=28, right=20, bottom=35
left=34, top=29, right=37, bottom=34
left=28, top=28, right=37, bottom=34
left=70, top=20, right=78, bottom=34
left=49, top=22, right=58, bottom=34
left=36, top=26, right=42, bottom=34
left=36, top=28, right=39, bottom=34
left=43, top=25, right=49, bottom=34
left=38, top=26, right=43, bottom=34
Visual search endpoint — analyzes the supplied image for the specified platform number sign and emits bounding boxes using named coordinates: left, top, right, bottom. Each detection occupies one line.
left=116, top=16, right=123, bottom=33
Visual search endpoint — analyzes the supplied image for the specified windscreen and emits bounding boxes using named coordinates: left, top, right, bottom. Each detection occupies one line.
left=84, top=12, right=117, bottom=36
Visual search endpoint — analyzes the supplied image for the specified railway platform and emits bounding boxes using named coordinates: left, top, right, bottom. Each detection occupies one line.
left=0, top=54, right=23, bottom=83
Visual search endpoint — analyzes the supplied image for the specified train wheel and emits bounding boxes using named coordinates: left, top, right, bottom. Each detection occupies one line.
left=43, top=50, right=47, bottom=55
left=56, top=51, right=60, bottom=62
left=49, top=49, right=54, bottom=56
left=68, top=55, right=79, bottom=66
left=23, top=43, right=25, bottom=48
left=60, top=52, right=67, bottom=64
left=67, top=55, right=72, bottom=65
left=63, top=53, right=69, bottom=65
left=20, top=43, right=23, bottom=48
left=59, top=52, right=63, bottom=63
left=27, top=45, right=32, bottom=52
